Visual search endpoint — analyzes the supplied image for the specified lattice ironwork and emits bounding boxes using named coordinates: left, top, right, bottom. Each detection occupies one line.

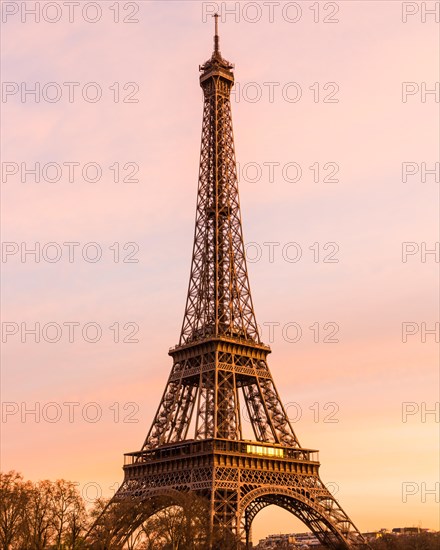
left=179, top=17, right=259, bottom=347
left=143, top=347, right=300, bottom=449
left=88, top=16, right=368, bottom=550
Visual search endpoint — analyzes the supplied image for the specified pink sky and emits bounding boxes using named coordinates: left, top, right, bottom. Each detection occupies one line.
left=1, top=0, right=439, bottom=542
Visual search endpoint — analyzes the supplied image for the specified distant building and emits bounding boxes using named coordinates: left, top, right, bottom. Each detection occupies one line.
left=256, top=527, right=438, bottom=548
left=255, top=532, right=320, bottom=549
left=361, top=527, right=436, bottom=542
left=362, top=529, right=390, bottom=541
left=392, top=527, right=423, bottom=535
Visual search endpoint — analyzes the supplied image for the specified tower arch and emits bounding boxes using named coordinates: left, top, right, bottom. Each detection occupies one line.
left=239, top=486, right=362, bottom=549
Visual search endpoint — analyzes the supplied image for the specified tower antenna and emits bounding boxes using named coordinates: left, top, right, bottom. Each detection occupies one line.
left=213, top=13, right=220, bottom=53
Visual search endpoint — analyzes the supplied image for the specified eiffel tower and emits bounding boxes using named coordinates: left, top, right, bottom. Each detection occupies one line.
left=96, top=17, right=367, bottom=549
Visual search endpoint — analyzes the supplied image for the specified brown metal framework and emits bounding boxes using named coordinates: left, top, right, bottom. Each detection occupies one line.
left=93, top=17, right=367, bottom=549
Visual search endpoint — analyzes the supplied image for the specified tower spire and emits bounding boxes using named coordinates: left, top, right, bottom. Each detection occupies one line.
left=213, top=13, right=220, bottom=54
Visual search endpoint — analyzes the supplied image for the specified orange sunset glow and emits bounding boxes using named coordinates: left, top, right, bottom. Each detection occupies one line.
left=1, top=0, right=439, bottom=546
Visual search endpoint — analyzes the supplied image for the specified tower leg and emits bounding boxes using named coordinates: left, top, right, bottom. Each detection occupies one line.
left=209, top=492, right=215, bottom=550
left=244, top=511, right=251, bottom=549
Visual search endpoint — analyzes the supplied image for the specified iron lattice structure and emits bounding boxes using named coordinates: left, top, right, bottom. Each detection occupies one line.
left=96, top=18, right=367, bottom=549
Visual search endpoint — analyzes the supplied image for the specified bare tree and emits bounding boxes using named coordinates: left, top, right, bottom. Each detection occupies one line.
left=64, top=498, right=87, bottom=550
left=86, top=497, right=147, bottom=550
left=211, top=525, right=243, bottom=550
left=50, top=479, right=87, bottom=549
left=371, top=533, right=440, bottom=550
left=0, top=471, right=31, bottom=550
left=23, top=480, right=56, bottom=550
left=8, top=472, right=439, bottom=550
left=137, top=493, right=212, bottom=550
left=86, top=497, right=122, bottom=550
